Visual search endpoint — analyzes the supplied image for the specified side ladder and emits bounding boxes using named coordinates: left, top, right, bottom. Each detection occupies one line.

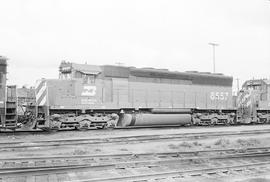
left=5, top=85, right=17, bottom=129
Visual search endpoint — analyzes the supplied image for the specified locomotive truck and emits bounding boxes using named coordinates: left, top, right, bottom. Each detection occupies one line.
left=34, top=61, right=236, bottom=130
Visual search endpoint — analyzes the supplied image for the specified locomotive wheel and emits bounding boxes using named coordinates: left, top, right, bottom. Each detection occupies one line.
left=225, top=121, right=230, bottom=126
left=225, top=118, right=232, bottom=126
left=50, top=120, right=61, bottom=130
left=76, top=127, right=88, bottom=131
left=77, top=119, right=91, bottom=131
left=210, top=117, right=218, bottom=126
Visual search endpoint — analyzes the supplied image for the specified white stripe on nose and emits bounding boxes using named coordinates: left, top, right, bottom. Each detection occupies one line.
left=36, top=84, right=46, bottom=101
left=39, top=95, right=47, bottom=106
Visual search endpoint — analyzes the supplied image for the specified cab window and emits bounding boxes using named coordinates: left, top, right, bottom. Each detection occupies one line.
left=60, top=73, right=71, bottom=80
left=83, top=74, right=95, bottom=84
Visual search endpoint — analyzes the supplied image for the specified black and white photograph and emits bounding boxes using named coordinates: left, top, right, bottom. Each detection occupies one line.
left=0, top=0, right=270, bottom=181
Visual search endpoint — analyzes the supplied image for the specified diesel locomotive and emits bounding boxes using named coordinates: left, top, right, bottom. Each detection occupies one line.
left=34, top=61, right=236, bottom=130
left=0, top=56, right=17, bottom=130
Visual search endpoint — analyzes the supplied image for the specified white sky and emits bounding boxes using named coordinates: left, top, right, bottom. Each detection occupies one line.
left=0, top=0, right=269, bottom=93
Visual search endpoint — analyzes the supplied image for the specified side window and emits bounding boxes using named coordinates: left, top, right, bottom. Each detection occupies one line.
left=83, top=74, right=95, bottom=84
left=60, top=73, right=71, bottom=80
left=88, top=75, right=95, bottom=84
left=83, top=74, right=87, bottom=84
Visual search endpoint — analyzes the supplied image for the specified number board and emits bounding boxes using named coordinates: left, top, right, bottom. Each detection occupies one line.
left=210, top=92, right=229, bottom=101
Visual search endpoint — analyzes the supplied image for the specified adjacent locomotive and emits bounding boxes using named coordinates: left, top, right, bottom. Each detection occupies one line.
left=237, top=79, right=270, bottom=124
left=35, top=61, right=236, bottom=130
left=0, top=56, right=18, bottom=130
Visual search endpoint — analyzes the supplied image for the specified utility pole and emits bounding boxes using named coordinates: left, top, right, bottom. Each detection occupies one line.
left=236, top=78, right=240, bottom=93
left=209, top=42, right=219, bottom=73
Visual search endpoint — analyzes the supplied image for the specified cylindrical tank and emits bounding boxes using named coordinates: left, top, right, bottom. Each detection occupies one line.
left=118, top=113, right=191, bottom=127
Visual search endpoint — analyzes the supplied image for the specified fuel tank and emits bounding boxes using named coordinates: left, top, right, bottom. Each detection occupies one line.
left=117, top=113, right=191, bottom=127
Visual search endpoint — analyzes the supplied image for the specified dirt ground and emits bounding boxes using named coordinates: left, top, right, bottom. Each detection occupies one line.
left=2, top=125, right=270, bottom=181
left=2, top=124, right=270, bottom=142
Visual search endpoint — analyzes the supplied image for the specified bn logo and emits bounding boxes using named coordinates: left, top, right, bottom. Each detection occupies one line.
left=81, top=86, right=97, bottom=96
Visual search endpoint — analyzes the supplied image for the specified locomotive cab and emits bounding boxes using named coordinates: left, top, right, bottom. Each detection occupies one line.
left=35, top=61, right=119, bottom=130
left=237, top=79, right=270, bottom=124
